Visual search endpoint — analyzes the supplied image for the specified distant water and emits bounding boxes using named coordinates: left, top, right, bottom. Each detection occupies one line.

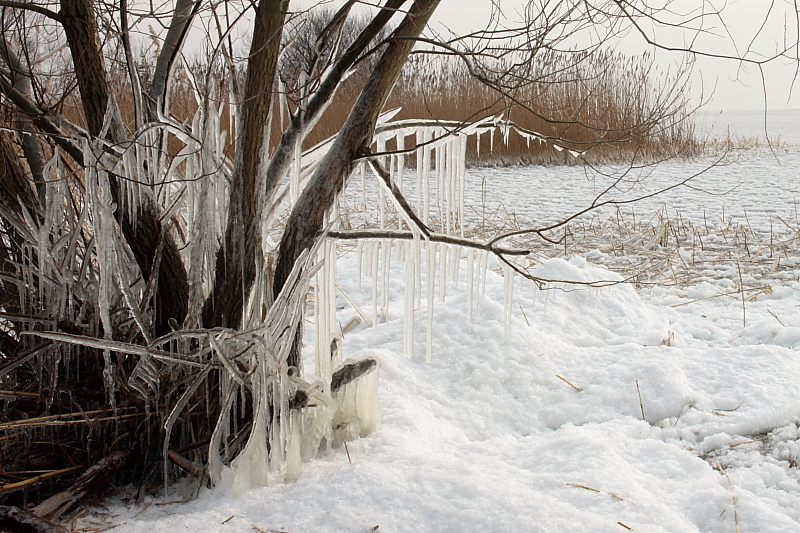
left=698, top=109, right=800, bottom=145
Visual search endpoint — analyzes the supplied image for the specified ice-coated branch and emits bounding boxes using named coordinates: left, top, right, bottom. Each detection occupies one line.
left=358, top=145, right=431, bottom=237
left=327, top=229, right=529, bottom=256
left=0, top=77, right=85, bottom=165
left=262, top=0, right=408, bottom=213
left=24, top=331, right=212, bottom=368
left=148, top=0, right=202, bottom=118
left=274, top=0, right=443, bottom=303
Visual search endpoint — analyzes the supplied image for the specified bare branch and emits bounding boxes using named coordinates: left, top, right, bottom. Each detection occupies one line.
left=327, top=229, right=529, bottom=255
left=0, top=0, right=62, bottom=22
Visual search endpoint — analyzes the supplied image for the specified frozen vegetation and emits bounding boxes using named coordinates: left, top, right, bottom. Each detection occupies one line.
left=89, top=110, right=800, bottom=532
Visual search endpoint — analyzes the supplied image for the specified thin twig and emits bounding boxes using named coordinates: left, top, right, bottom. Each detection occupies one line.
left=710, top=460, right=740, bottom=533
left=730, top=430, right=783, bottom=448
left=0, top=465, right=85, bottom=493
left=567, top=482, right=601, bottom=493
left=519, top=305, right=530, bottom=326
left=636, top=380, right=646, bottom=421
left=767, top=309, right=785, bottom=327
left=736, top=259, right=746, bottom=328
left=556, top=375, right=582, bottom=392
left=344, top=441, right=352, bottom=464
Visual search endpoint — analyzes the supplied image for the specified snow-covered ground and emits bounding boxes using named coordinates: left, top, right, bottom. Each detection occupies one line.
left=101, top=111, right=800, bottom=532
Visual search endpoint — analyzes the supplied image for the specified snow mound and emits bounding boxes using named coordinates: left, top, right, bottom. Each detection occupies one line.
left=527, top=257, right=673, bottom=347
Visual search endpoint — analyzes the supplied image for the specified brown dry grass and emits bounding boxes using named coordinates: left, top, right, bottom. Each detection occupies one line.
left=296, top=50, right=699, bottom=166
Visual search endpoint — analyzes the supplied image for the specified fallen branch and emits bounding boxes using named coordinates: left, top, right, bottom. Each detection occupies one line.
left=331, top=358, right=377, bottom=392
left=33, top=450, right=129, bottom=522
left=0, top=505, right=69, bottom=533
left=168, top=450, right=205, bottom=479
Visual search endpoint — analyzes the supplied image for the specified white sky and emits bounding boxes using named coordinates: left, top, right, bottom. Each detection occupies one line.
left=238, top=0, right=799, bottom=111
left=427, top=0, right=799, bottom=111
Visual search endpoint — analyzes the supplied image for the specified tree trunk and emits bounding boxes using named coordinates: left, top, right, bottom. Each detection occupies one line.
left=274, top=0, right=441, bottom=298
left=203, top=0, right=289, bottom=330
left=59, top=0, right=112, bottom=139
left=273, top=0, right=439, bottom=368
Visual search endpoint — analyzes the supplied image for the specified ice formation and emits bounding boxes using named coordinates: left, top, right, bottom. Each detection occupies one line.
left=331, top=358, right=381, bottom=448
left=10, top=94, right=577, bottom=498
left=323, top=116, right=574, bottom=360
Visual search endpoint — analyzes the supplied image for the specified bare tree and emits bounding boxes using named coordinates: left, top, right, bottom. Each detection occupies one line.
left=0, top=0, right=796, bottom=512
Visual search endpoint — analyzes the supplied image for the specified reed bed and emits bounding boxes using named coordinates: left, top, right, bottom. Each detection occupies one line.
left=457, top=199, right=800, bottom=296
left=299, top=50, right=700, bottom=166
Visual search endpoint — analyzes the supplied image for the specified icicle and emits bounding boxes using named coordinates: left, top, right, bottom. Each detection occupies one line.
left=284, top=412, right=303, bottom=482
left=444, top=140, right=452, bottom=234
left=416, top=130, right=424, bottom=215
left=434, top=136, right=442, bottom=222
left=479, top=250, right=489, bottom=298
left=327, top=236, right=337, bottom=368
left=396, top=134, right=405, bottom=193
left=208, top=377, right=236, bottom=485
left=422, top=129, right=432, bottom=225
left=466, top=249, right=475, bottom=326
left=315, top=244, right=328, bottom=386
left=426, top=241, right=435, bottom=362
left=439, top=243, right=447, bottom=303
left=278, top=78, right=286, bottom=132
left=371, top=240, right=380, bottom=324
left=490, top=127, right=495, bottom=153
left=314, top=266, right=323, bottom=379
left=395, top=236, right=405, bottom=261
left=360, top=162, right=367, bottom=209
left=404, top=240, right=415, bottom=359
left=356, top=240, right=365, bottom=290
left=381, top=239, right=391, bottom=316
left=415, top=232, right=422, bottom=314
left=389, top=153, right=396, bottom=201
left=290, top=135, right=302, bottom=205
left=502, top=262, right=514, bottom=327
left=437, top=142, right=452, bottom=235
left=86, top=142, right=117, bottom=409
left=377, top=137, right=386, bottom=228
left=449, top=243, right=460, bottom=288
left=476, top=131, right=482, bottom=159
left=363, top=239, right=374, bottom=278
left=459, top=135, right=467, bottom=237
left=230, top=360, right=271, bottom=494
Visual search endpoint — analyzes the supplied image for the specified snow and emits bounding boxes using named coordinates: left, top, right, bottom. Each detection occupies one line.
left=99, top=111, right=800, bottom=532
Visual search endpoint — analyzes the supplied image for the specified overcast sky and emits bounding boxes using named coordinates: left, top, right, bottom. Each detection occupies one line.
left=272, top=0, right=799, bottom=111
left=427, top=0, right=799, bottom=111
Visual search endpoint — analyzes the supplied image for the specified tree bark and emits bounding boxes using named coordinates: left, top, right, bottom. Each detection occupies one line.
left=59, top=0, right=112, bottom=139
left=273, top=0, right=439, bottom=369
left=202, top=0, right=289, bottom=329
